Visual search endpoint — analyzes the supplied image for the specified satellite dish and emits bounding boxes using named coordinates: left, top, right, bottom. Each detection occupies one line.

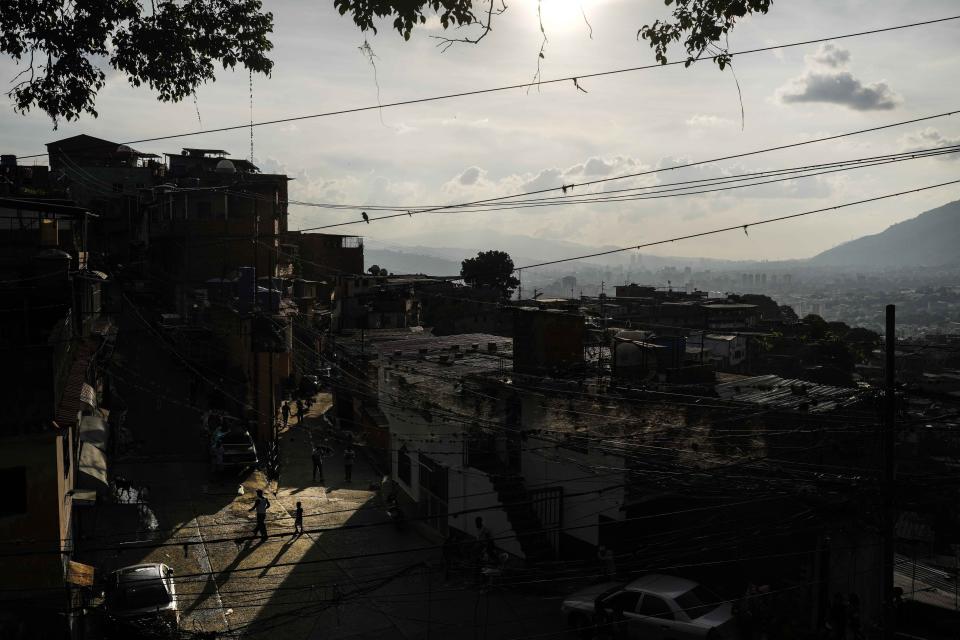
left=215, top=159, right=236, bottom=174
left=181, top=150, right=189, bottom=156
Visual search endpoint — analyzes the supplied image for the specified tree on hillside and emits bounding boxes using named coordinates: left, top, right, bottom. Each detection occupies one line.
left=460, top=250, right=520, bottom=300
left=3, top=1, right=772, bottom=122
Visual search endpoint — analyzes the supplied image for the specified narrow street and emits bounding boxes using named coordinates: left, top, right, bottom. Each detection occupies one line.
left=79, top=315, right=567, bottom=639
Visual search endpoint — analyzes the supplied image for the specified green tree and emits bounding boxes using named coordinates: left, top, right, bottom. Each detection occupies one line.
left=801, top=314, right=828, bottom=341
left=460, top=250, right=520, bottom=300
left=2, top=0, right=273, bottom=124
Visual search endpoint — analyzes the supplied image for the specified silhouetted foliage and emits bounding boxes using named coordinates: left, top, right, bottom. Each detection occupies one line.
left=334, top=0, right=771, bottom=66
left=334, top=0, right=475, bottom=40
left=460, top=250, right=519, bottom=300
left=638, top=0, right=773, bottom=70
left=801, top=314, right=829, bottom=340
left=2, top=0, right=273, bottom=123
left=3, top=1, right=773, bottom=123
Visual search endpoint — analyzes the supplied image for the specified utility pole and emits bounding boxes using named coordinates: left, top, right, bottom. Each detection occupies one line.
left=599, top=281, right=606, bottom=382
left=882, top=304, right=896, bottom=640
left=269, top=191, right=278, bottom=484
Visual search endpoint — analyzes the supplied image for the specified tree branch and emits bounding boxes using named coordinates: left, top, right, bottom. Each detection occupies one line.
left=432, top=0, right=506, bottom=52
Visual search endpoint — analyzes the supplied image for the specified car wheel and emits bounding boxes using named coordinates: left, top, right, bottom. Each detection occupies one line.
left=569, top=613, right=594, bottom=639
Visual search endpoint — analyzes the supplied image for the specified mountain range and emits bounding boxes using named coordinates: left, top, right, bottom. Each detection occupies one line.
left=362, top=199, right=960, bottom=274
left=810, top=199, right=960, bottom=268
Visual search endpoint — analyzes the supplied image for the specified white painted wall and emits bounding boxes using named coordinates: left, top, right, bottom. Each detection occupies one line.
left=522, top=433, right=625, bottom=548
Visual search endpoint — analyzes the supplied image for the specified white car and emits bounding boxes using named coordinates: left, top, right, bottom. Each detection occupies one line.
left=104, top=563, right=179, bottom=631
left=561, top=574, right=738, bottom=639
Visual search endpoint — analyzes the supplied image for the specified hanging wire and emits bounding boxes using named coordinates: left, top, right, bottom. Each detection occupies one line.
left=249, top=69, right=255, bottom=163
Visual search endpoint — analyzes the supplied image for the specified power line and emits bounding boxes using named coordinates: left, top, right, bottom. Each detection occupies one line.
left=512, top=178, right=960, bottom=272
left=12, top=16, right=960, bottom=160
left=278, top=146, right=960, bottom=214
left=293, top=111, right=960, bottom=230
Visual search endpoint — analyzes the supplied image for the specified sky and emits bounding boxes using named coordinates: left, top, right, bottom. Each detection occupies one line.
left=3, top=0, right=960, bottom=263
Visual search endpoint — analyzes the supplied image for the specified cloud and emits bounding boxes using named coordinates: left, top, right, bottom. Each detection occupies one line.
left=458, top=166, right=483, bottom=185
left=810, top=43, right=850, bottom=68
left=686, top=115, right=733, bottom=128
left=582, top=158, right=617, bottom=176
left=522, top=168, right=565, bottom=192
left=778, top=71, right=898, bottom=111
left=899, top=128, right=960, bottom=160
left=776, top=45, right=900, bottom=111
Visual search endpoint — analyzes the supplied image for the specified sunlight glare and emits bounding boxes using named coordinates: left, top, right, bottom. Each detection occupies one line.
left=540, top=0, right=593, bottom=33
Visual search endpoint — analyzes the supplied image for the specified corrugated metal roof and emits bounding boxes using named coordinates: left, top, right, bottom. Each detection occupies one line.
left=715, top=374, right=863, bottom=413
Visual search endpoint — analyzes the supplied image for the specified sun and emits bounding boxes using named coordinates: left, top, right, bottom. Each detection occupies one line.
left=539, top=0, right=593, bottom=33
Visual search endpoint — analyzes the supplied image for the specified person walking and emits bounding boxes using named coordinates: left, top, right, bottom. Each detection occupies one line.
left=296, top=398, right=305, bottom=423
left=597, top=545, right=616, bottom=579
left=249, top=489, right=270, bottom=543
left=293, top=501, right=304, bottom=536
left=475, top=516, right=495, bottom=559
left=343, top=446, right=356, bottom=483
left=312, top=445, right=325, bottom=483
left=281, top=401, right=290, bottom=428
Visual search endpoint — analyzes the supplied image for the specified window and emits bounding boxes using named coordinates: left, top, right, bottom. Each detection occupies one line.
left=675, top=585, right=722, bottom=620
left=112, top=183, right=123, bottom=193
left=397, top=444, right=411, bottom=485
left=603, top=591, right=640, bottom=615
left=0, top=467, right=27, bottom=517
left=638, top=594, right=673, bottom=620
left=419, top=455, right=448, bottom=501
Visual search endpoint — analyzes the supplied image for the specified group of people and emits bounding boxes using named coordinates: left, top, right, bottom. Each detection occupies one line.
left=246, top=491, right=309, bottom=542
left=244, top=440, right=358, bottom=544
left=280, top=398, right=307, bottom=428
left=311, top=443, right=356, bottom=483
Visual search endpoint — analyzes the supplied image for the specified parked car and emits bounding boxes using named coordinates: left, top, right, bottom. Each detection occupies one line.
left=561, top=574, right=738, bottom=639
left=211, top=428, right=258, bottom=471
left=104, top=563, right=179, bottom=632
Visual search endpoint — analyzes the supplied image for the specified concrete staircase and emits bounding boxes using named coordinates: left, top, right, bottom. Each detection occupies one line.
left=489, top=473, right=554, bottom=564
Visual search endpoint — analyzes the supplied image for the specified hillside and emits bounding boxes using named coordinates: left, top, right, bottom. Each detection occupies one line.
left=364, top=248, right=462, bottom=276
left=811, top=199, right=960, bottom=268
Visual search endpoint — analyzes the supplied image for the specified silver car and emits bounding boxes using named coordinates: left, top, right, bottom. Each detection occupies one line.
left=561, top=574, right=738, bottom=639
left=104, top=563, right=179, bottom=631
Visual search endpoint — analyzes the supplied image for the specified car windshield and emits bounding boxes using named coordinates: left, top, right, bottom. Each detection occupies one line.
left=117, top=581, right=171, bottom=610
left=675, top=585, right=722, bottom=620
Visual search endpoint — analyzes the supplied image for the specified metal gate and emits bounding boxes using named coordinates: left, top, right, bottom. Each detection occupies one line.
left=530, top=487, right=563, bottom=557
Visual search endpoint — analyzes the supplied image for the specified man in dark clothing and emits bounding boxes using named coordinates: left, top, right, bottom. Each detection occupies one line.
left=249, top=489, right=270, bottom=542
left=281, top=401, right=290, bottom=428
left=312, top=446, right=325, bottom=483
left=296, top=398, right=305, bottom=423
left=343, top=447, right=356, bottom=483
left=475, top=516, right=495, bottom=559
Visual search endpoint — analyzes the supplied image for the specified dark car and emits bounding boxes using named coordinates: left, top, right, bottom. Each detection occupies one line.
left=104, top=563, right=179, bottom=633
left=561, top=574, right=738, bottom=640
left=211, top=429, right=258, bottom=472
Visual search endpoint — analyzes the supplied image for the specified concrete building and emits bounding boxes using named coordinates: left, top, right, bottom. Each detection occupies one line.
left=686, top=332, right=748, bottom=369
left=0, top=197, right=112, bottom=637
